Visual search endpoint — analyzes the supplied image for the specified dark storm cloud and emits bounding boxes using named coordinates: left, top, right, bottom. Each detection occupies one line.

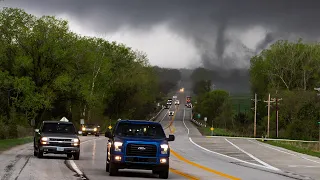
left=3, top=0, right=320, bottom=69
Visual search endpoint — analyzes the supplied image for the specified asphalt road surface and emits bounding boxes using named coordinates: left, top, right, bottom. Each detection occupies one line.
left=1, top=89, right=320, bottom=180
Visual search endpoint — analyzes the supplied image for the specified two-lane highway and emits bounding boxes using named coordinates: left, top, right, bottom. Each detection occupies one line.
left=1, top=89, right=319, bottom=180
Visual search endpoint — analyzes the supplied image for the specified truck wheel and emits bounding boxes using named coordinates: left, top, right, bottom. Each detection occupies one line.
left=109, top=162, right=118, bottom=176
left=159, top=169, right=169, bottom=179
left=73, top=152, right=80, bottom=160
left=37, top=150, right=43, bottom=158
left=105, top=161, right=109, bottom=172
left=33, top=149, right=37, bottom=156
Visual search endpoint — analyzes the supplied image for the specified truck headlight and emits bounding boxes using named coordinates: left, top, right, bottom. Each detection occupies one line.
left=41, top=137, right=48, bottom=141
left=73, top=138, right=79, bottom=143
left=94, top=128, right=97, bottom=131
left=82, top=127, right=86, bottom=131
left=114, top=142, right=123, bottom=152
left=160, top=144, right=169, bottom=154
left=41, top=137, right=48, bottom=144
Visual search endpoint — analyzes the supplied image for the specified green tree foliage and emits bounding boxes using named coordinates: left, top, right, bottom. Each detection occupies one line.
left=153, top=66, right=181, bottom=95
left=194, top=90, right=232, bottom=128
left=0, top=8, right=178, bottom=138
left=249, top=39, right=320, bottom=140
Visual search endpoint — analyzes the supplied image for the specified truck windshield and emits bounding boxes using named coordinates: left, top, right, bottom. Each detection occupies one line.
left=83, top=124, right=96, bottom=128
left=42, top=123, right=76, bottom=134
left=115, top=123, right=166, bottom=139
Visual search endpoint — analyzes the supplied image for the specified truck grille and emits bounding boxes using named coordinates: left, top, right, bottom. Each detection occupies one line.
left=126, top=144, right=157, bottom=157
left=48, top=142, right=72, bottom=147
left=49, top=138, right=72, bottom=141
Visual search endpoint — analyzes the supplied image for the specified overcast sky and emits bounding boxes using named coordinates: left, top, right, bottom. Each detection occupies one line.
left=2, top=0, right=320, bottom=69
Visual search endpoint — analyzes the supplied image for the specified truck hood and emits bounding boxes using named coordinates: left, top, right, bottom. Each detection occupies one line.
left=115, top=136, right=166, bottom=144
left=41, top=132, right=78, bottom=138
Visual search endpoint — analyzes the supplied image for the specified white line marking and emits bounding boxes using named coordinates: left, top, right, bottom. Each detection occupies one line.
left=180, top=103, right=280, bottom=171
left=248, top=139, right=320, bottom=164
left=188, top=137, right=280, bottom=171
left=159, top=109, right=170, bottom=122
left=68, top=160, right=84, bottom=175
left=225, top=138, right=279, bottom=171
left=206, top=136, right=318, bottom=143
left=182, top=108, right=189, bottom=135
left=288, top=165, right=320, bottom=168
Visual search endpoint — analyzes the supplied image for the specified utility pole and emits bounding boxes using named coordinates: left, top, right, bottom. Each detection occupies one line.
left=251, top=93, right=260, bottom=137
left=264, top=93, right=275, bottom=138
left=271, top=93, right=282, bottom=138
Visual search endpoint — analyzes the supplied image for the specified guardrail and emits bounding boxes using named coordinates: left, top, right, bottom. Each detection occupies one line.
left=190, top=118, right=206, bottom=127
left=149, top=106, right=165, bottom=121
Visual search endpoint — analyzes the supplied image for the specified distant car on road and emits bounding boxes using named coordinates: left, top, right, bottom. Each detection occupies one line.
left=169, top=111, right=174, bottom=116
left=174, top=100, right=179, bottom=105
left=166, top=99, right=172, bottom=105
left=105, top=120, right=175, bottom=179
left=81, top=124, right=100, bottom=136
left=33, top=120, right=80, bottom=160
left=186, top=103, right=192, bottom=108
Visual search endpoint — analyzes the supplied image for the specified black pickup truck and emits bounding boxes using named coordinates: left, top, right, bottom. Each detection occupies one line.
left=33, top=121, right=80, bottom=160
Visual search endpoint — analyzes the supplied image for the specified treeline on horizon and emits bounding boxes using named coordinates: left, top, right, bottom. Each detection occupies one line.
left=0, top=8, right=181, bottom=139
left=190, top=39, right=320, bottom=141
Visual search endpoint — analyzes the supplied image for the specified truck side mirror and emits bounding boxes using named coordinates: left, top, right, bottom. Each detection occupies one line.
left=167, top=134, right=175, bottom=141
left=35, top=129, right=39, bottom=133
left=105, top=131, right=112, bottom=138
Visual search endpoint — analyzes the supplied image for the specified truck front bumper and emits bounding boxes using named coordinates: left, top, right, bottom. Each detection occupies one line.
left=40, top=146, right=80, bottom=154
left=110, top=156, right=169, bottom=171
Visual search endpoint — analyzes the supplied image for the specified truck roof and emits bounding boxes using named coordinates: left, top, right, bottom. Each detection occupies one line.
left=42, top=121, right=73, bottom=124
left=117, top=120, right=160, bottom=125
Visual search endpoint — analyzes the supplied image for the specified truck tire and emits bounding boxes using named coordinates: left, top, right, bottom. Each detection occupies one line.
left=159, top=169, right=169, bottom=179
left=37, top=150, right=43, bottom=158
left=73, top=152, right=80, bottom=160
left=105, top=161, right=109, bottom=172
left=109, top=162, right=118, bottom=176
left=33, top=150, right=37, bottom=156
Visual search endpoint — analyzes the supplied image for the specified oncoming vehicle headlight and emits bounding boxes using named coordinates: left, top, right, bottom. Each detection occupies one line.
left=114, top=142, right=123, bottom=152
left=160, top=144, right=169, bottom=154
left=82, top=127, right=86, bottom=131
left=93, top=128, right=97, bottom=131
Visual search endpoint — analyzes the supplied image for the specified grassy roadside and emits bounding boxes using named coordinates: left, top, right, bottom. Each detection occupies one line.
left=260, top=140, right=320, bottom=158
left=191, top=121, right=239, bottom=136
left=0, top=136, right=33, bottom=152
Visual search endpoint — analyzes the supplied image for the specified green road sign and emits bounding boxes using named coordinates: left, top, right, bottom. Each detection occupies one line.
left=318, top=121, right=320, bottom=124
left=197, top=114, right=201, bottom=118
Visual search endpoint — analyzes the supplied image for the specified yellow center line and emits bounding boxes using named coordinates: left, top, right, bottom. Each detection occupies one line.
left=170, top=150, right=241, bottom=180
left=169, top=168, right=201, bottom=180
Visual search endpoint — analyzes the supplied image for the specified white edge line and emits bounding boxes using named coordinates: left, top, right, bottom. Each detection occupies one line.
left=181, top=108, right=280, bottom=171
left=68, top=160, right=84, bottom=175
left=182, top=108, right=189, bottom=135
left=225, top=138, right=279, bottom=171
left=188, top=137, right=280, bottom=171
left=206, top=136, right=318, bottom=143
left=248, top=139, right=320, bottom=165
